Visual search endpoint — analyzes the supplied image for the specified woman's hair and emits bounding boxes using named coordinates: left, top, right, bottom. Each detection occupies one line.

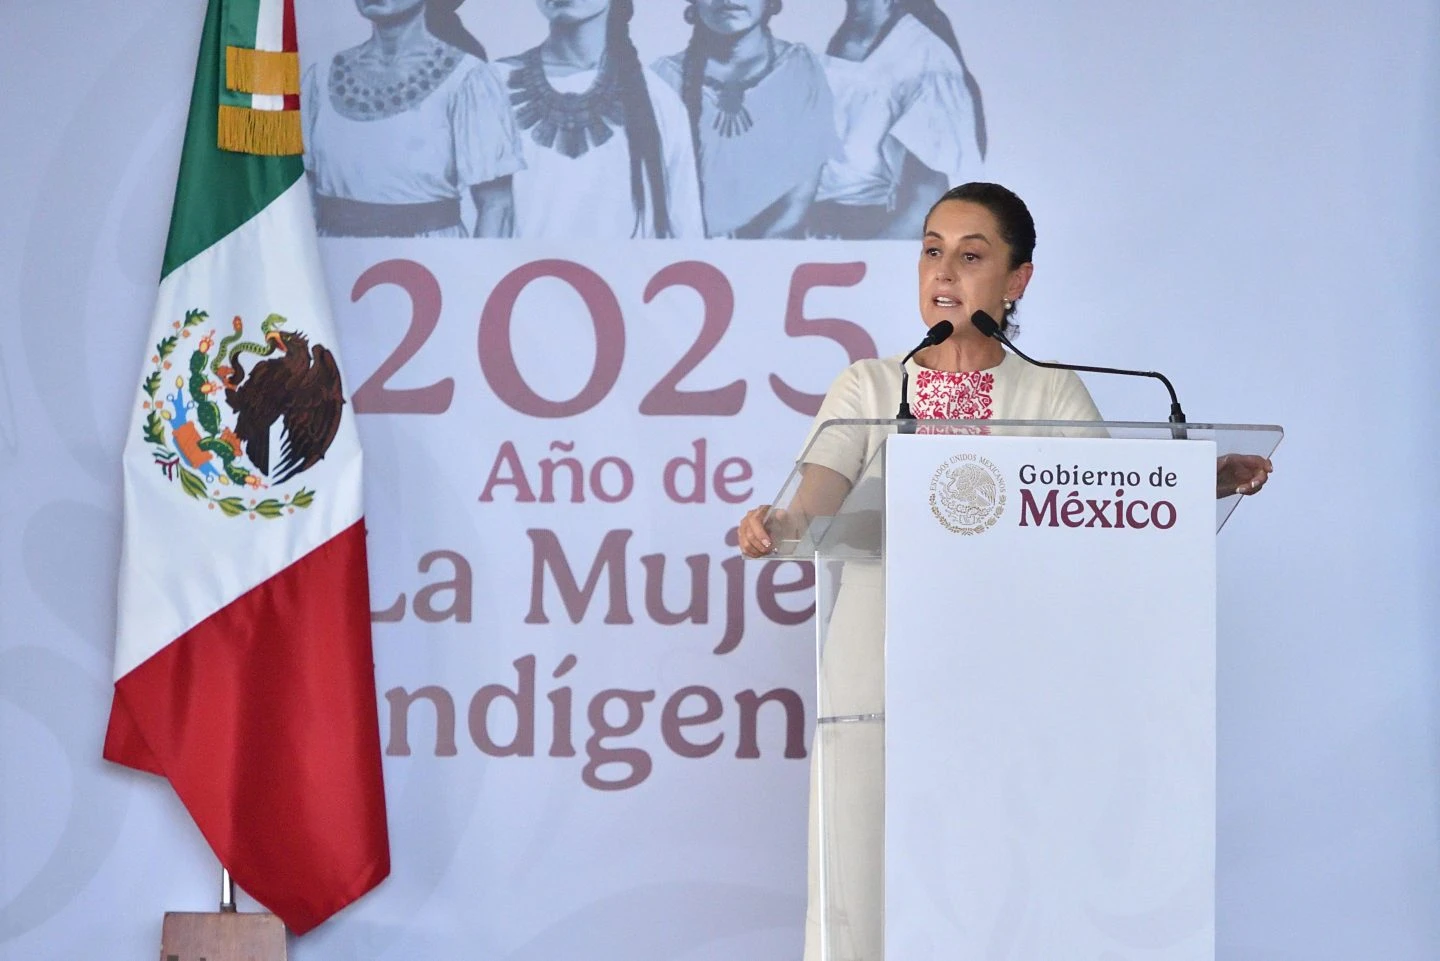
left=927, top=182, right=1035, bottom=328
left=425, top=0, right=487, bottom=60
left=609, top=0, right=673, bottom=236
left=678, top=24, right=708, bottom=218
left=927, top=182, right=1034, bottom=266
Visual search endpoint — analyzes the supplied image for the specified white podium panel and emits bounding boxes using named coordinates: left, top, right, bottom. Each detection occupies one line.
left=885, top=434, right=1217, bottom=960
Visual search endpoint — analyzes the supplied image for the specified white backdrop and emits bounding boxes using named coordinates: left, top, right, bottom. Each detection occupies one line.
left=2, top=1, right=1439, bottom=959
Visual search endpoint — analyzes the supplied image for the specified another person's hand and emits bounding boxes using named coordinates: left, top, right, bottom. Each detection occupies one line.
left=739, top=504, right=780, bottom=557
left=1216, top=454, right=1273, bottom=498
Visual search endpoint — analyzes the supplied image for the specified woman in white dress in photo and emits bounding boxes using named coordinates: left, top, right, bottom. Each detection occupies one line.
left=652, top=0, right=836, bottom=238
left=492, top=0, right=704, bottom=239
left=302, top=0, right=525, bottom=237
left=804, top=0, right=988, bottom=240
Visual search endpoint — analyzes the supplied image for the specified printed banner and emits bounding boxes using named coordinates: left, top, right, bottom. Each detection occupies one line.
left=290, top=0, right=989, bottom=949
left=19, top=1, right=1436, bottom=960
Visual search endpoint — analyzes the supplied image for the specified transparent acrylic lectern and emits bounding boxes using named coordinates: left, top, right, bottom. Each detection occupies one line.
left=762, top=419, right=1283, bottom=961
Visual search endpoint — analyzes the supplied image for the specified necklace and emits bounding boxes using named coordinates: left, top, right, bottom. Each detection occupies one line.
left=507, top=47, right=624, bottom=159
left=703, top=38, right=778, bottom=138
left=327, top=39, right=462, bottom=122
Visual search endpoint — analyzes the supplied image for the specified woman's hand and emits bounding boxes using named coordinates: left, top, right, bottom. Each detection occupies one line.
left=739, top=504, right=778, bottom=558
left=1216, top=454, right=1273, bottom=498
left=738, top=465, right=849, bottom=556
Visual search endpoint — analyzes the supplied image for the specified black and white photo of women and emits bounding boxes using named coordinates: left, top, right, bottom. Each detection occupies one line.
left=302, top=0, right=525, bottom=237
left=492, top=0, right=704, bottom=239
left=803, top=0, right=988, bottom=239
left=652, top=0, right=837, bottom=238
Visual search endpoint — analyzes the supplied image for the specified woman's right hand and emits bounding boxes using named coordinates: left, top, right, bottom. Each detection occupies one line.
left=738, top=504, right=777, bottom=558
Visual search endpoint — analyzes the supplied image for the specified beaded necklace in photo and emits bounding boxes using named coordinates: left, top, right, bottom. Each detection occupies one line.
left=507, top=47, right=625, bottom=159
left=327, top=39, right=462, bottom=122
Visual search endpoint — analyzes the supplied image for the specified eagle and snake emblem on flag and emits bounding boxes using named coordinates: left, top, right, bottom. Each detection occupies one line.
left=140, top=308, right=344, bottom=518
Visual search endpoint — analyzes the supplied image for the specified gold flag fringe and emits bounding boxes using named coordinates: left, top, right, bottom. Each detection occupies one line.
left=225, top=46, right=301, bottom=95
left=217, top=105, right=304, bottom=156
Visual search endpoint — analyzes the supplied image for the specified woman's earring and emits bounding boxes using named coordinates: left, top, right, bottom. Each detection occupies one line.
left=683, top=2, right=697, bottom=23
left=1003, top=298, right=1014, bottom=312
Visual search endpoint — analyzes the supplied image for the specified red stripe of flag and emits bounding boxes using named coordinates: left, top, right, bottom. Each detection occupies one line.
left=104, top=521, right=388, bottom=933
left=282, top=0, right=299, bottom=111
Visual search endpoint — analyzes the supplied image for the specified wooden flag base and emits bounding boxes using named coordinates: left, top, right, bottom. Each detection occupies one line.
left=160, top=911, right=287, bottom=961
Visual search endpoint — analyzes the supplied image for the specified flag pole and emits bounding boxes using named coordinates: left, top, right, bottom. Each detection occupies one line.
left=159, top=865, right=285, bottom=959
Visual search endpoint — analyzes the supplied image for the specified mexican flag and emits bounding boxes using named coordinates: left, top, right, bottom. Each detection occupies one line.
left=103, top=0, right=389, bottom=934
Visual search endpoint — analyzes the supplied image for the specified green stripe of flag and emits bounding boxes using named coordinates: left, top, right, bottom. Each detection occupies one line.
left=218, top=0, right=261, bottom=110
left=163, top=0, right=300, bottom=281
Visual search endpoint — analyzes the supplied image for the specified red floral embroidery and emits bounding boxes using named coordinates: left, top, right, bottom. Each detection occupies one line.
left=912, top=369, right=995, bottom=420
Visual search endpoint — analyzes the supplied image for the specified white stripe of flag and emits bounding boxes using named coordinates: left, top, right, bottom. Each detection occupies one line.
left=252, top=0, right=285, bottom=112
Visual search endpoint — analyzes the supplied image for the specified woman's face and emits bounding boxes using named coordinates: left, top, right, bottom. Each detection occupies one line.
left=354, top=0, right=425, bottom=22
left=536, top=0, right=611, bottom=25
left=695, top=0, right=768, bottom=36
left=917, top=200, right=1032, bottom=334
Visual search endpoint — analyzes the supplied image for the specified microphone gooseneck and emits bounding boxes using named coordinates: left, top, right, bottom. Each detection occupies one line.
left=896, top=320, right=955, bottom=421
left=969, top=311, right=1187, bottom=425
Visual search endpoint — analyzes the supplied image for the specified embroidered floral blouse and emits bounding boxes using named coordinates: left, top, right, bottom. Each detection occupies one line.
left=911, top=368, right=995, bottom=420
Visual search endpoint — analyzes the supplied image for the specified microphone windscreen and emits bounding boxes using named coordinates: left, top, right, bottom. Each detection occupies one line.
left=926, top=320, right=955, bottom=345
left=970, top=310, right=1000, bottom=338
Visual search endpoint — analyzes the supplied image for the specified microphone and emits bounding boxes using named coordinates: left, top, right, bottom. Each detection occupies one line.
left=970, top=311, right=1187, bottom=425
left=896, top=320, right=955, bottom=420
